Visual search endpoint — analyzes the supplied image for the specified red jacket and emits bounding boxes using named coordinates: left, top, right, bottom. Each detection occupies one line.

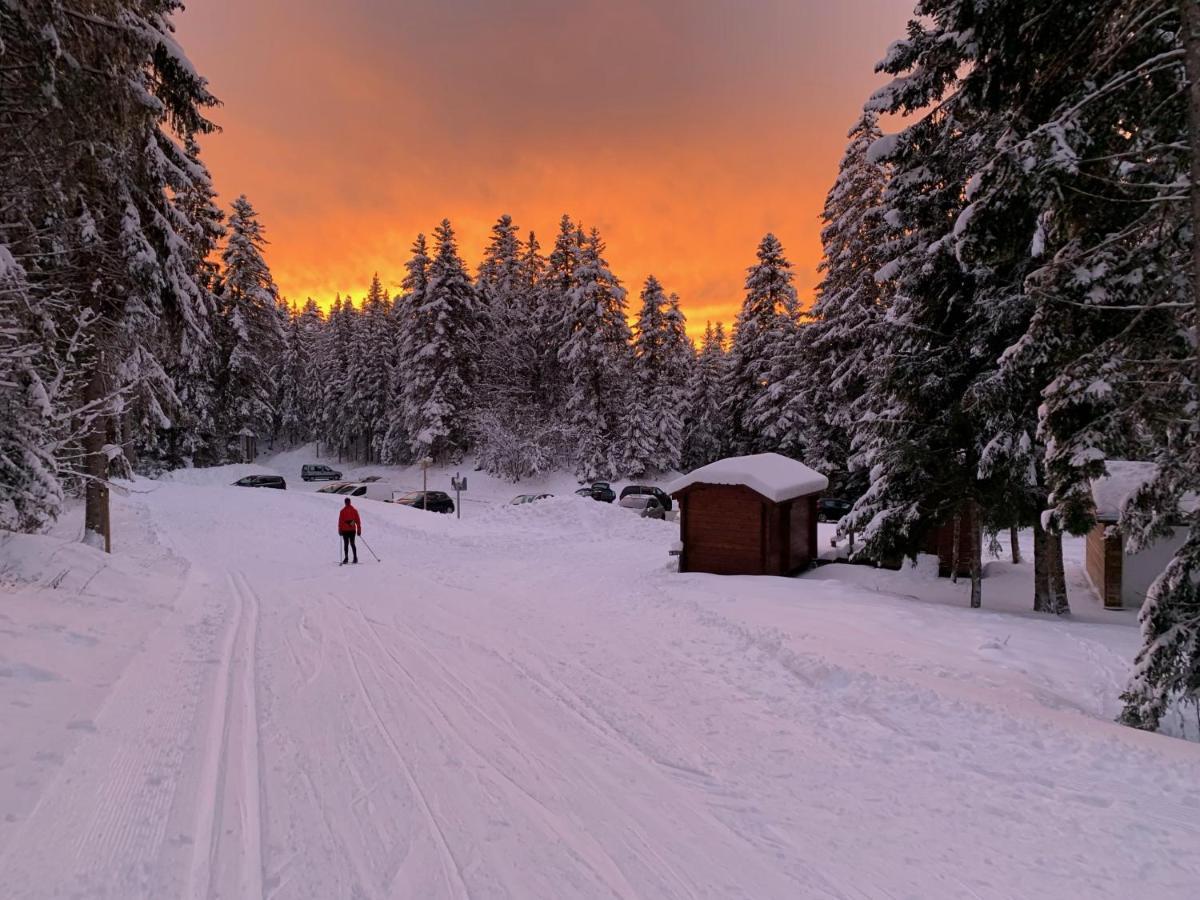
left=338, top=504, right=361, bottom=535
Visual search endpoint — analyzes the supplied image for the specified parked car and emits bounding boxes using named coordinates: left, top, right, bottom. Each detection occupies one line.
left=335, top=481, right=398, bottom=501
left=391, top=490, right=455, bottom=514
left=575, top=481, right=616, bottom=503
left=233, top=474, right=286, bottom=490
left=510, top=493, right=553, bottom=505
left=618, top=494, right=666, bottom=520
left=817, top=497, right=853, bottom=522
left=316, top=482, right=349, bottom=494
left=359, top=475, right=383, bottom=483
left=301, top=463, right=342, bottom=482
left=619, top=484, right=672, bottom=511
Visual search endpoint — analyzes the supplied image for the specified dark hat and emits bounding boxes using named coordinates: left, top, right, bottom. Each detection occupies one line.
left=344, top=497, right=351, bottom=504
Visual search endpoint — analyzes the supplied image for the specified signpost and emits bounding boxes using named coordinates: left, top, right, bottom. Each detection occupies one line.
left=419, top=456, right=433, bottom=499
left=451, top=472, right=467, bottom=519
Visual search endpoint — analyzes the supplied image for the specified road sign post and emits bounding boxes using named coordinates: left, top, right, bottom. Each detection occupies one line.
left=451, top=472, right=467, bottom=519
left=420, top=456, right=433, bottom=501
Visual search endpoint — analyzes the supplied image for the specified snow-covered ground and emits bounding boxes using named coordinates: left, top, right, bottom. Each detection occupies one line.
left=2, top=455, right=1199, bottom=899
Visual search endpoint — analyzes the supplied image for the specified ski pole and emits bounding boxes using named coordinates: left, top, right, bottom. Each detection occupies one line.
left=359, top=535, right=381, bottom=562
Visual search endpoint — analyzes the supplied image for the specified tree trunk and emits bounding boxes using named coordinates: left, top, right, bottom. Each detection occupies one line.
left=1048, top=530, right=1070, bottom=615
left=1033, top=516, right=1050, bottom=612
left=83, top=354, right=110, bottom=552
left=1184, top=0, right=1200, bottom=418
left=968, top=499, right=982, bottom=608
left=950, top=511, right=962, bottom=583
left=1010, top=524, right=1022, bottom=564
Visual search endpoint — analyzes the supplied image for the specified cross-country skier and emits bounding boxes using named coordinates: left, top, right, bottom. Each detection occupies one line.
left=338, top=497, right=362, bottom=564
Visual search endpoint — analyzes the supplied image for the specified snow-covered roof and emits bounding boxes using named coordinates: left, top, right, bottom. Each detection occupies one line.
left=666, top=453, right=828, bottom=503
left=1090, top=460, right=1199, bottom=522
left=1090, top=461, right=1157, bottom=522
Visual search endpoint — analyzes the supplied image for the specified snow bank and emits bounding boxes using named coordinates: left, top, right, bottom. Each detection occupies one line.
left=157, top=462, right=279, bottom=487
left=666, top=452, right=828, bottom=503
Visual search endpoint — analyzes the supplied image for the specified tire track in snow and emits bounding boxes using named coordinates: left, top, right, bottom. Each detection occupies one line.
left=186, top=571, right=264, bottom=900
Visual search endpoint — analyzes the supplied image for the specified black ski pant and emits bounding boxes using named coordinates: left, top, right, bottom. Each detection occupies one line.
left=340, top=531, right=358, bottom=563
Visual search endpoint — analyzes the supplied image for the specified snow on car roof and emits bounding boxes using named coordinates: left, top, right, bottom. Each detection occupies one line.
left=666, top=453, right=828, bottom=503
left=1090, top=460, right=1200, bottom=522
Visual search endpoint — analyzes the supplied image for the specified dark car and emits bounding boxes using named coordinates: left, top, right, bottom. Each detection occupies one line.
left=619, top=484, right=672, bottom=512
left=618, top=494, right=666, bottom=520
left=575, top=481, right=616, bottom=503
left=392, top=490, right=455, bottom=514
left=817, top=497, right=853, bottom=522
left=301, top=463, right=342, bottom=482
left=233, top=474, right=287, bottom=490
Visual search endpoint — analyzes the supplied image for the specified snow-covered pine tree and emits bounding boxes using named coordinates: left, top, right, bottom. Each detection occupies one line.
left=342, top=274, right=392, bottom=461
left=163, top=136, right=225, bottom=468
left=318, top=295, right=354, bottom=459
left=403, top=220, right=481, bottom=462
left=911, top=0, right=1198, bottom=716
left=558, top=228, right=632, bottom=481
left=802, top=111, right=892, bottom=496
left=475, top=218, right=528, bottom=420
left=683, top=321, right=730, bottom=469
left=624, top=276, right=689, bottom=475
left=533, top=216, right=580, bottom=418
left=725, top=234, right=799, bottom=457
left=842, top=19, right=993, bottom=607
left=472, top=217, right=573, bottom=479
left=0, top=245, right=64, bottom=531
left=214, top=196, right=283, bottom=461
left=382, top=236, right=429, bottom=464
left=0, top=0, right=221, bottom=541
left=663, top=293, right=694, bottom=467
left=276, top=303, right=311, bottom=447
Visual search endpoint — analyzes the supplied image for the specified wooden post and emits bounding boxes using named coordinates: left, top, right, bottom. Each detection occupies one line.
left=101, top=485, right=111, bottom=554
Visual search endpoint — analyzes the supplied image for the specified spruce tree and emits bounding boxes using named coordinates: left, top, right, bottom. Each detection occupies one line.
left=625, top=276, right=689, bottom=475
left=559, top=228, right=632, bottom=481
left=403, top=220, right=481, bottom=462
left=0, top=0, right=220, bottom=540
left=725, top=234, right=799, bottom=456
left=214, top=196, right=283, bottom=460
left=683, top=322, right=730, bottom=469
left=276, top=304, right=311, bottom=446
left=803, top=112, right=892, bottom=495
left=383, top=237, right=430, bottom=464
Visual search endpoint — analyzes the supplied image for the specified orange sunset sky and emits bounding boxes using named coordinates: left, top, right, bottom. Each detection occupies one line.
left=177, top=0, right=915, bottom=336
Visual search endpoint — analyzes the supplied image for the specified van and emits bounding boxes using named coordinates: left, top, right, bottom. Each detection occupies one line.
left=336, top=481, right=398, bottom=501
left=302, top=464, right=342, bottom=482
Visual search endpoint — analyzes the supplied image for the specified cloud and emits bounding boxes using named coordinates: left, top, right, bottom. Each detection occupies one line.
left=177, top=0, right=915, bottom=334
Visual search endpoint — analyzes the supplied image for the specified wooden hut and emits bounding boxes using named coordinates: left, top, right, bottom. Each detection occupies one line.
left=1086, top=461, right=1190, bottom=609
left=666, top=453, right=829, bottom=576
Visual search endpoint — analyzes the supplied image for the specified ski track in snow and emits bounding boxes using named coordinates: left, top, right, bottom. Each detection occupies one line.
left=1, top=476, right=1199, bottom=898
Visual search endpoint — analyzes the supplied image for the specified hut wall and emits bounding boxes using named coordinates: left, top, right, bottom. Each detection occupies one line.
left=680, top=484, right=766, bottom=575
left=1085, top=523, right=1122, bottom=608
left=1122, top=526, right=1185, bottom=609
left=787, top=496, right=817, bottom=571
